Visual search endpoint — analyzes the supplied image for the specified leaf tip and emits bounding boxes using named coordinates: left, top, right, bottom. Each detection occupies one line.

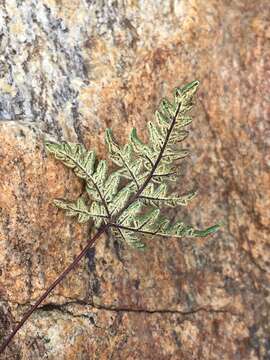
left=194, top=222, right=222, bottom=237
left=44, top=140, right=57, bottom=153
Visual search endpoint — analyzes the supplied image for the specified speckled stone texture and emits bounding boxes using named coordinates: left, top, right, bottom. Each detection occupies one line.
left=0, top=0, right=269, bottom=359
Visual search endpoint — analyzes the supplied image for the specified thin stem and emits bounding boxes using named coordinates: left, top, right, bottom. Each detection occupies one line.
left=153, top=171, right=177, bottom=178
left=111, top=223, right=160, bottom=237
left=140, top=154, right=154, bottom=168
left=0, top=224, right=108, bottom=355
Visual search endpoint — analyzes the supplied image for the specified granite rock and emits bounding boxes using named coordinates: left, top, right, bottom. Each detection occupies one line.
left=0, top=0, right=269, bottom=359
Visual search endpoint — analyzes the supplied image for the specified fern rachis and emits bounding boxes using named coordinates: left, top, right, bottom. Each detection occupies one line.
left=0, top=80, right=221, bottom=354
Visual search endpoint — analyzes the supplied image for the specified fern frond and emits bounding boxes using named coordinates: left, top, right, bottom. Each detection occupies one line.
left=45, top=142, right=113, bottom=217
left=139, top=183, right=197, bottom=207
left=54, top=198, right=108, bottom=224
left=45, top=142, right=96, bottom=179
left=46, top=80, right=221, bottom=250
left=114, top=209, right=221, bottom=239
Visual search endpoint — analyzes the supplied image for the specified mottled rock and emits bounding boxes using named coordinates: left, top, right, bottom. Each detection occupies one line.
left=0, top=0, right=269, bottom=359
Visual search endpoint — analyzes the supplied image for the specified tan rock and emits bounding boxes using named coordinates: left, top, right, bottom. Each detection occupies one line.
left=0, top=0, right=269, bottom=359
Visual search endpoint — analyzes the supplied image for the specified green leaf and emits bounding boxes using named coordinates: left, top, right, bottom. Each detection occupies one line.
left=148, top=121, right=164, bottom=151
left=155, top=110, right=170, bottom=130
left=157, top=217, right=221, bottom=238
left=54, top=198, right=92, bottom=224
left=85, top=160, right=108, bottom=201
left=105, top=128, right=121, bottom=162
left=162, top=148, right=189, bottom=163
left=103, top=173, right=121, bottom=202
left=122, top=230, right=146, bottom=250
left=90, top=201, right=107, bottom=227
left=174, top=80, right=200, bottom=109
left=45, top=141, right=111, bottom=211
left=140, top=184, right=197, bottom=207
left=134, top=208, right=161, bottom=233
left=152, top=162, right=178, bottom=183
left=129, top=128, right=153, bottom=158
left=45, top=142, right=96, bottom=179
left=106, top=128, right=144, bottom=188
left=111, top=227, right=146, bottom=250
left=168, top=129, right=189, bottom=145
left=109, top=186, right=132, bottom=216
left=118, top=200, right=142, bottom=227
left=122, top=211, right=220, bottom=239
left=160, top=98, right=176, bottom=120
left=193, top=223, right=222, bottom=237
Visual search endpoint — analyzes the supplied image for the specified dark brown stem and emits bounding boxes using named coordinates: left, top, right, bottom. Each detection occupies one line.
left=0, top=224, right=108, bottom=355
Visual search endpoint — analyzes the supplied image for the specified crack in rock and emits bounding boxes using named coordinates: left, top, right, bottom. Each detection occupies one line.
left=33, top=300, right=242, bottom=318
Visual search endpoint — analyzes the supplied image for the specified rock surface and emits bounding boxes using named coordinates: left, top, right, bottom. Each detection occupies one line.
left=0, top=0, right=269, bottom=359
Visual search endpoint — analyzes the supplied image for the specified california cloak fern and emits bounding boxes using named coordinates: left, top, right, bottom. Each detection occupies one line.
left=45, top=80, right=220, bottom=248
left=0, top=80, right=221, bottom=353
